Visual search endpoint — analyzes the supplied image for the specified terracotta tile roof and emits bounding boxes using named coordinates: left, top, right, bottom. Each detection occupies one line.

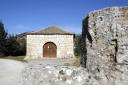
left=27, top=26, right=73, bottom=35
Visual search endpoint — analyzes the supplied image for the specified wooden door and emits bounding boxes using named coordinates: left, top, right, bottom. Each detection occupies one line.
left=43, top=42, right=57, bottom=58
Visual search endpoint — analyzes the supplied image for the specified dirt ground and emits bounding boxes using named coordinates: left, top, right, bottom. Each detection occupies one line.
left=0, top=59, right=26, bottom=85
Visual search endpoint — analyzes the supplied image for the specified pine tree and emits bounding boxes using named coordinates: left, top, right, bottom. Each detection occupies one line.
left=0, top=21, right=7, bottom=56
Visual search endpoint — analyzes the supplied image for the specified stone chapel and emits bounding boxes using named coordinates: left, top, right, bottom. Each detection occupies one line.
left=25, top=26, right=74, bottom=59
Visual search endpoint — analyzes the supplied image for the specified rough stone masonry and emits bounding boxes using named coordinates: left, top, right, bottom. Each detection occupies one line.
left=26, top=26, right=74, bottom=59
left=85, top=6, right=128, bottom=70
left=82, top=6, right=128, bottom=85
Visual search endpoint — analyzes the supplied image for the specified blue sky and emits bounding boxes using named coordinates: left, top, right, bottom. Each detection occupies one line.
left=0, top=0, right=127, bottom=34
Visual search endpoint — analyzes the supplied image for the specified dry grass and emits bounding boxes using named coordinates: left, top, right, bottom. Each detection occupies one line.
left=72, top=57, right=80, bottom=66
left=64, top=57, right=80, bottom=67
left=0, top=56, right=27, bottom=62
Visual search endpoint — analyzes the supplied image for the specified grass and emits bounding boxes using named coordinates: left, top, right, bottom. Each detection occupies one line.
left=64, top=56, right=80, bottom=67
left=1, top=56, right=80, bottom=65
left=0, top=56, right=27, bottom=62
left=72, top=57, right=80, bottom=66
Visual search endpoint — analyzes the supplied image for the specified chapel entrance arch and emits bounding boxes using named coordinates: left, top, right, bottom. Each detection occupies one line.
left=43, top=42, right=57, bottom=58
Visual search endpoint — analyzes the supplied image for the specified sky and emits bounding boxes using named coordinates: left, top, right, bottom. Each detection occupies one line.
left=0, top=0, right=128, bottom=34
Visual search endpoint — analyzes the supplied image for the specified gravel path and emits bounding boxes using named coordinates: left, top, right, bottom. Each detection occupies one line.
left=0, top=59, right=26, bottom=85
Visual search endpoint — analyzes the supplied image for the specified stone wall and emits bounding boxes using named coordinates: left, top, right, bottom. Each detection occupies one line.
left=82, top=6, right=128, bottom=85
left=26, top=34, right=74, bottom=59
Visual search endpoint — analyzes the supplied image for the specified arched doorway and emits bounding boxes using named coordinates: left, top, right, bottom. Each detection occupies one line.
left=43, top=42, right=57, bottom=58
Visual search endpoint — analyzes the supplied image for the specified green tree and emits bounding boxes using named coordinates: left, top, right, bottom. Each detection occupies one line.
left=0, top=21, right=7, bottom=56
left=5, top=34, right=26, bottom=56
left=16, top=37, right=26, bottom=55
left=5, top=34, right=19, bottom=56
left=0, top=21, right=26, bottom=56
left=74, top=34, right=81, bottom=57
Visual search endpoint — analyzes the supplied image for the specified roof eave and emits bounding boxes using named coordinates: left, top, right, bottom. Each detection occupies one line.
left=26, top=33, right=74, bottom=35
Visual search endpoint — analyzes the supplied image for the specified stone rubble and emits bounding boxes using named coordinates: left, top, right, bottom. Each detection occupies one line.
left=20, top=65, right=100, bottom=85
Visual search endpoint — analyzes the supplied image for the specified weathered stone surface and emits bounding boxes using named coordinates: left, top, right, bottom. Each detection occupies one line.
left=82, top=6, right=128, bottom=85
left=21, top=65, right=100, bottom=85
